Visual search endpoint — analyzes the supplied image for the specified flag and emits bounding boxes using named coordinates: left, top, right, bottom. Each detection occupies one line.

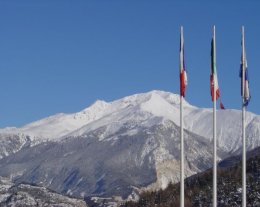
left=210, top=31, right=220, bottom=101
left=220, top=101, right=225, bottom=110
left=239, top=49, right=250, bottom=107
left=180, top=27, right=187, bottom=97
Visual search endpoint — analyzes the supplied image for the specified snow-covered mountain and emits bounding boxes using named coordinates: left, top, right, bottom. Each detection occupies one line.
left=0, top=90, right=259, bottom=200
left=0, top=100, right=110, bottom=159
left=0, top=99, right=109, bottom=140
left=1, top=90, right=259, bottom=153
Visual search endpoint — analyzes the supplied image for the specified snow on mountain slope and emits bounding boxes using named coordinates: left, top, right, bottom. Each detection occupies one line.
left=0, top=100, right=109, bottom=158
left=65, top=90, right=259, bottom=154
left=0, top=100, right=109, bottom=141
left=246, top=116, right=260, bottom=150
left=184, top=108, right=256, bottom=153
left=0, top=133, right=31, bottom=159
left=20, top=100, right=110, bottom=139
left=17, top=90, right=192, bottom=140
left=67, top=91, right=192, bottom=138
left=0, top=90, right=259, bottom=157
left=0, top=91, right=179, bottom=141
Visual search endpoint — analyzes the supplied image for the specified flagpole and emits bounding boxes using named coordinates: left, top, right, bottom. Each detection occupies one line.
left=213, top=25, right=217, bottom=207
left=180, top=26, right=184, bottom=207
left=241, top=25, right=246, bottom=207
left=180, top=84, right=184, bottom=207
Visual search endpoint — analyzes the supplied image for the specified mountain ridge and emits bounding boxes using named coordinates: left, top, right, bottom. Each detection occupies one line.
left=10, top=90, right=260, bottom=154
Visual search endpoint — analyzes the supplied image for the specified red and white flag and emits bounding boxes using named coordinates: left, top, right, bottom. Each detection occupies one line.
left=180, top=27, right=187, bottom=97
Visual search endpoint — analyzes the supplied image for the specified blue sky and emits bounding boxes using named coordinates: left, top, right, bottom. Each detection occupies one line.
left=0, top=0, right=260, bottom=127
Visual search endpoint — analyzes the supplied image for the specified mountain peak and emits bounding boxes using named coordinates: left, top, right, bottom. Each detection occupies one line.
left=148, top=90, right=180, bottom=104
left=139, top=91, right=180, bottom=123
left=113, top=90, right=187, bottom=108
left=82, top=100, right=109, bottom=113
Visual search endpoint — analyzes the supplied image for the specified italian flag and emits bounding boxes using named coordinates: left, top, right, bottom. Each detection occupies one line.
left=210, top=30, right=220, bottom=102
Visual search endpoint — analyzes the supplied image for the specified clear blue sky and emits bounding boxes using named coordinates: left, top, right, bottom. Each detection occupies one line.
left=0, top=0, right=260, bottom=127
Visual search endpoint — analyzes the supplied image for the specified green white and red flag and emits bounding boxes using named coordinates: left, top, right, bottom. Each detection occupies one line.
left=210, top=30, right=220, bottom=101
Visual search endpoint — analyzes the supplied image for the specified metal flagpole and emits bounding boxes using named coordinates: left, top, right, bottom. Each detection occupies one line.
left=241, top=25, right=246, bottom=207
left=180, top=81, right=184, bottom=207
left=213, top=25, right=217, bottom=207
left=180, top=26, right=184, bottom=207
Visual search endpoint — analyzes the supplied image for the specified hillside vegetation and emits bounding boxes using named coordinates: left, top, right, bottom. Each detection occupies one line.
left=123, top=148, right=260, bottom=207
